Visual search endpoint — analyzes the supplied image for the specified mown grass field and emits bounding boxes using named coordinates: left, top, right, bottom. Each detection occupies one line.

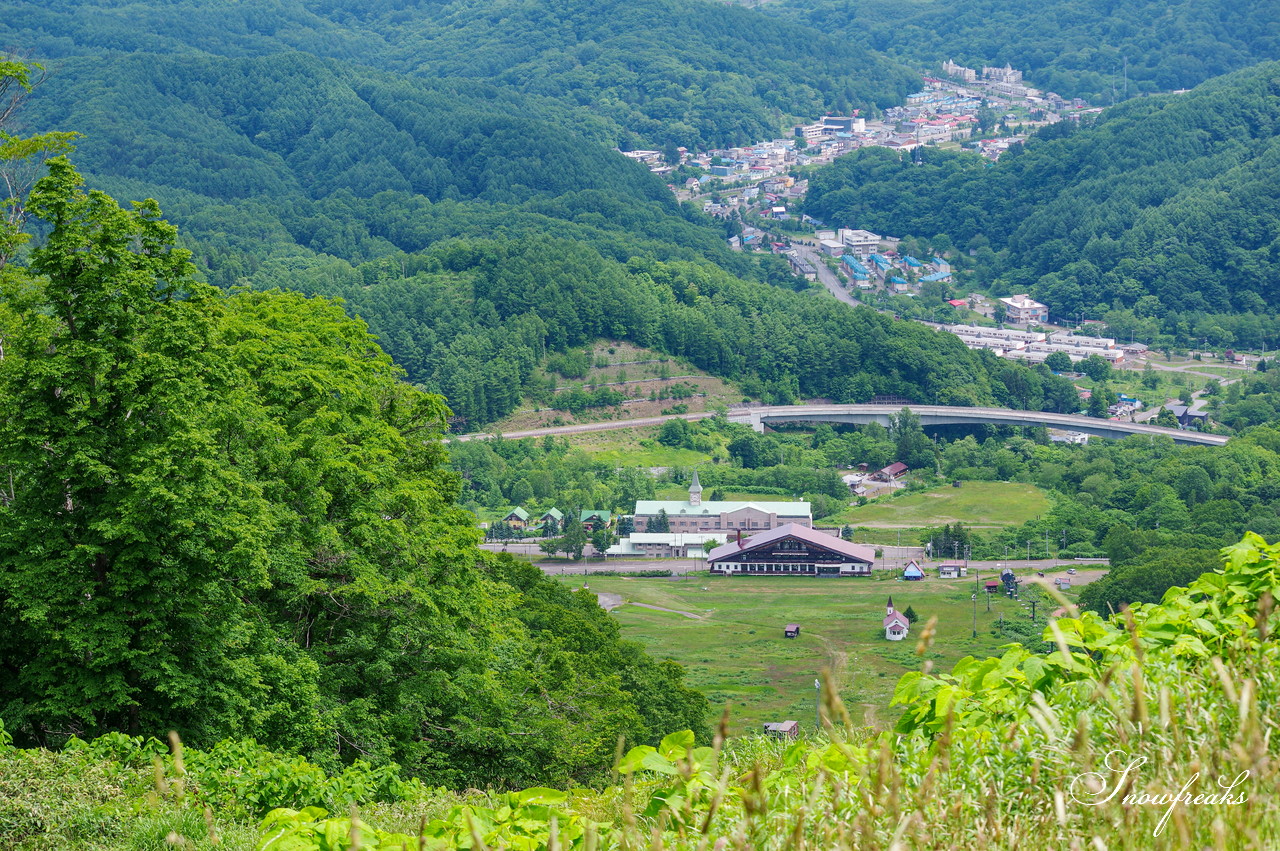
left=556, top=569, right=1080, bottom=736
left=827, top=480, right=1050, bottom=529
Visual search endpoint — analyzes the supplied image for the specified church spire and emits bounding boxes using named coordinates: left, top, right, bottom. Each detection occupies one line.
left=887, top=596, right=894, bottom=615
left=689, top=468, right=703, bottom=506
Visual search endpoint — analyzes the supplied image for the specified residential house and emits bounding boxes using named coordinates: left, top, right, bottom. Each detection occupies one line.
left=580, top=510, right=612, bottom=532
left=502, top=507, right=530, bottom=529
left=875, top=462, right=909, bottom=481
left=1164, top=404, right=1209, bottom=428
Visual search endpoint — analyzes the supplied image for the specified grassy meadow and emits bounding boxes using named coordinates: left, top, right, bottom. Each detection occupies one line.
left=557, top=567, right=1076, bottom=735
left=827, top=480, right=1050, bottom=530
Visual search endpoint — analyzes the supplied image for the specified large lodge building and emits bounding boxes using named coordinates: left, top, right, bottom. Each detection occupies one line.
left=707, top=524, right=876, bottom=577
left=632, top=470, right=813, bottom=533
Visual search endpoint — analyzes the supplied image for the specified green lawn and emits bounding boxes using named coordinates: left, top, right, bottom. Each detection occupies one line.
left=560, top=571, right=1060, bottom=735
left=827, top=481, right=1050, bottom=529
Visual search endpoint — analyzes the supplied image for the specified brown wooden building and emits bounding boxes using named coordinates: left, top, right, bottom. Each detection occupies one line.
left=707, top=524, right=875, bottom=577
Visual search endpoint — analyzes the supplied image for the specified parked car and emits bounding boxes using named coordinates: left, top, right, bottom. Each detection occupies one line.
left=1067, top=568, right=1077, bottom=575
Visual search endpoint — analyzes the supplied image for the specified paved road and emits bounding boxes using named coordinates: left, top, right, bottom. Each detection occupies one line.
left=454, top=400, right=1227, bottom=446
left=451, top=410, right=721, bottom=442
left=533, top=554, right=1102, bottom=576
left=793, top=244, right=862, bottom=308
left=736, top=403, right=1229, bottom=446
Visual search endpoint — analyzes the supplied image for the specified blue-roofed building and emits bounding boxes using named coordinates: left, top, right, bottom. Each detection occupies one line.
left=869, top=254, right=893, bottom=275
left=841, top=255, right=871, bottom=277
left=931, top=256, right=951, bottom=272
left=903, top=256, right=923, bottom=268
left=920, top=271, right=952, bottom=283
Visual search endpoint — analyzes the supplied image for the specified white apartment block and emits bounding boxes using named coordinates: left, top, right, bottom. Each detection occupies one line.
left=838, top=228, right=881, bottom=258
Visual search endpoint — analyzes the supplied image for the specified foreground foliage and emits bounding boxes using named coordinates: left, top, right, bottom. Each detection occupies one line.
left=5, top=534, right=1277, bottom=848
left=0, top=154, right=707, bottom=785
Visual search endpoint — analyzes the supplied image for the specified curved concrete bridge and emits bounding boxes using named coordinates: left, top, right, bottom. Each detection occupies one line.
left=728, top=404, right=1228, bottom=446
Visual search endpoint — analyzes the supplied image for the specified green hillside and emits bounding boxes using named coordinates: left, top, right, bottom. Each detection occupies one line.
left=804, top=61, right=1280, bottom=348
left=3, top=0, right=919, bottom=149
left=0, top=20, right=1011, bottom=430
left=771, top=0, right=1280, bottom=103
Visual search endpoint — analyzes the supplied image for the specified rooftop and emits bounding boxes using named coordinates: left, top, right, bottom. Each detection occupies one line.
left=636, top=499, right=812, bottom=517
left=706, top=523, right=875, bottom=563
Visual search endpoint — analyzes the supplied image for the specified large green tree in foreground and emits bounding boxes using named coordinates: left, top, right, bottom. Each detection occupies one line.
left=0, top=151, right=707, bottom=786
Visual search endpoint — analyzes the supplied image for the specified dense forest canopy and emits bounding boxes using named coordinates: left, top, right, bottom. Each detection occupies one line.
left=770, top=0, right=1280, bottom=103
left=1, top=0, right=918, bottom=150
left=2, top=34, right=1036, bottom=428
left=804, top=62, right=1280, bottom=346
left=0, top=149, right=708, bottom=786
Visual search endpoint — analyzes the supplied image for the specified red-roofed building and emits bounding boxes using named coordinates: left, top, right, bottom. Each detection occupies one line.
left=707, top=523, right=875, bottom=577
left=875, top=462, right=909, bottom=481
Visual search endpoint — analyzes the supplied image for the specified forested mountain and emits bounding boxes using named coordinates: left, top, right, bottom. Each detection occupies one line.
left=770, top=0, right=1280, bottom=103
left=14, top=51, right=733, bottom=274
left=804, top=62, right=1280, bottom=348
left=2, top=0, right=918, bottom=149
left=4, top=6, right=1029, bottom=429
left=256, top=243, right=1026, bottom=426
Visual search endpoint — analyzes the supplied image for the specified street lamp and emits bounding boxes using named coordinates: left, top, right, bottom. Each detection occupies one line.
left=814, top=678, right=821, bottom=730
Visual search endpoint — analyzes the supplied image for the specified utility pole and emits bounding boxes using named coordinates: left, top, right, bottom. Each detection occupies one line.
left=814, top=678, right=821, bottom=730
left=972, top=570, right=978, bottom=637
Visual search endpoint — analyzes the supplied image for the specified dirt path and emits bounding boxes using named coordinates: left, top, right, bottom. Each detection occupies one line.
left=595, top=592, right=624, bottom=611
left=629, top=602, right=703, bottom=619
